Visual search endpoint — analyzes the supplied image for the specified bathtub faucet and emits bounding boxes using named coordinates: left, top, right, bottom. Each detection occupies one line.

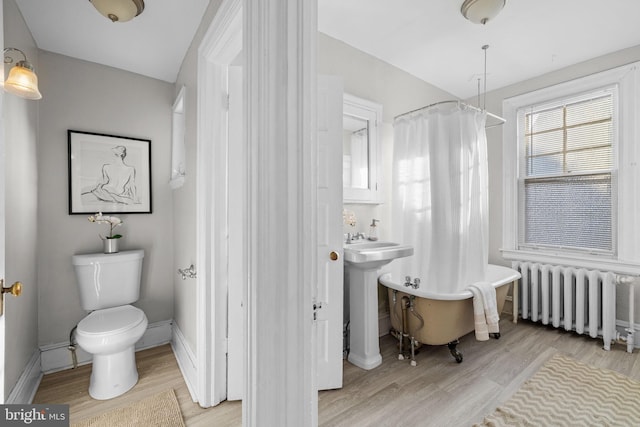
left=404, top=276, right=420, bottom=289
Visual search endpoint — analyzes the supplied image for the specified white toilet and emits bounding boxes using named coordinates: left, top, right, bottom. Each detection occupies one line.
left=72, top=249, right=148, bottom=400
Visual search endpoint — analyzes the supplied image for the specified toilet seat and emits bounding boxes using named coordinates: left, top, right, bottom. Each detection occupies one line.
left=77, top=305, right=145, bottom=336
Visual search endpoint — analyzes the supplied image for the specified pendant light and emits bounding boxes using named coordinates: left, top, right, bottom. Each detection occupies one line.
left=461, top=0, right=506, bottom=25
left=89, top=0, right=145, bottom=23
left=3, top=48, right=42, bottom=100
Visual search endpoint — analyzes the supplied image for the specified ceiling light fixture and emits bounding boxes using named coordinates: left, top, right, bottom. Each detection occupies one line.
left=89, top=0, right=145, bottom=23
left=461, top=0, right=506, bottom=25
left=3, top=48, right=42, bottom=100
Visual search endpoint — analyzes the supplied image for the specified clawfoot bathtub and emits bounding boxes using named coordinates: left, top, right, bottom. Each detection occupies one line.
left=379, top=264, right=521, bottom=363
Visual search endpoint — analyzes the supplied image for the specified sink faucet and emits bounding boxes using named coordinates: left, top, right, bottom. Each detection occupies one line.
left=345, top=232, right=367, bottom=244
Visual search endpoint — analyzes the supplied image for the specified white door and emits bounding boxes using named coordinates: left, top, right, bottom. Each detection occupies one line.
left=227, top=65, right=244, bottom=401
left=225, top=75, right=344, bottom=395
left=316, top=75, right=344, bottom=390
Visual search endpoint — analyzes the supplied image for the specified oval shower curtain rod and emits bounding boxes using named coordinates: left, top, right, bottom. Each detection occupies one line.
left=394, top=45, right=506, bottom=129
left=393, top=99, right=506, bottom=129
left=393, top=99, right=507, bottom=129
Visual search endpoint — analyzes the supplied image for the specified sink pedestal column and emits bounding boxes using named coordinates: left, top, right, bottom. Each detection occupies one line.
left=347, top=265, right=382, bottom=370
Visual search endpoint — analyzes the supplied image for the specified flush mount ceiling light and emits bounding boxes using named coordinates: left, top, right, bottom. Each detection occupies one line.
left=89, top=0, right=145, bottom=23
left=3, top=48, right=42, bottom=100
left=461, top=0, right=506, bottom=25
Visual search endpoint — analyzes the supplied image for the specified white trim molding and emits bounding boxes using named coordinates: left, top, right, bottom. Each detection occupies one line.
left=6, top=350, right=42, bottom=404
left=40, top=320, right=172, bottom=374
left=245, top=0, right=318, bottom=425
left=502, top=62, right=640, bottom=266
left=171, top=322, right=198, bottom=402
left=195, top=0, right=242, bottom=408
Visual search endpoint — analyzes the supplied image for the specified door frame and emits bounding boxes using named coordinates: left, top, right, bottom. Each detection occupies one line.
left=0, top=0, right=5, bottom=404
left=244, top=1, right=319, bottom=424
left=196, top=1, right=319, bottom=423
left=195, top=0, right=242, bottom=407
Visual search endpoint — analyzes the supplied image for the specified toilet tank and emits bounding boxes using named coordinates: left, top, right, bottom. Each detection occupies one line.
left=72, top=249, right=144, bottom=311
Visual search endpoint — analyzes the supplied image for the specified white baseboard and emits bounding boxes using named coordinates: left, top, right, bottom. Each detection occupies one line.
left=40, top=320, right=173, bottom=374
left=136, top=319, right=173, bottom=350
left=6, top=349, right=43, bottom=404
left=170, top=323, right=197, bottom=402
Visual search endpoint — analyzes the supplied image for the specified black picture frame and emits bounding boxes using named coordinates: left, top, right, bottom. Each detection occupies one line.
left=68, top=130, right=152, bottom=214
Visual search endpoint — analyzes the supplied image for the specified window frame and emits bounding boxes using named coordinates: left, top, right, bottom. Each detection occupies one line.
left=517, top=87, right=616, bottom=256
left=502, top=62, right=640, bottom=273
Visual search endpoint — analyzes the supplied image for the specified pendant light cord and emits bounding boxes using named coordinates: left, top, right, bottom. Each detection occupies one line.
left=482, top=44, right=489, bottom=111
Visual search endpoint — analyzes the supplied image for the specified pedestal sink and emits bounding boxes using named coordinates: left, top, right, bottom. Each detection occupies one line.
left=344, top=240, right=413, bottom=370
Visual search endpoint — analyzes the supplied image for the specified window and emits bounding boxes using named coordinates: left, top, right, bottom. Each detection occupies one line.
left=502, top=62, right=640, bottom=270
left=518, top=89, right=615, bottom=254
left=170, top=86, right=186, bottom=189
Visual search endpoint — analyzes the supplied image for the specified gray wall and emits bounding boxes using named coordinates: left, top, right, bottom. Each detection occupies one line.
left=322, top=32, right=640, bottom=327
left=36, top=51, right=175, bottom=346
left=318, top=33, right=455, bottom=242
left=318, top=34, right=457, bottom=317
left=3, top=0, right=39, bottom=398
left=480, top=45, right=640, bottom=323
left=169, top=28, right=458, bottom=354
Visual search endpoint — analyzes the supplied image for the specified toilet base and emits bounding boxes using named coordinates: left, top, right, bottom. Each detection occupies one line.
left=88, top=346, right=139, bottom=400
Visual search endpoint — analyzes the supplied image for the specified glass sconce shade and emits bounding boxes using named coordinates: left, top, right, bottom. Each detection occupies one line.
left=3, top=49, right=42, bottom=100
left=4, top=61, right=42, bottom=100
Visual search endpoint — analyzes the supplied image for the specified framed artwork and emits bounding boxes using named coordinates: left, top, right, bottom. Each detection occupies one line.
left=68, top=130, right=152, bottom=214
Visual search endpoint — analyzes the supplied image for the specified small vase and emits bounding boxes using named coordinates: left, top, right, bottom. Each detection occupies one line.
left=103, top=238, right=119, bottom=254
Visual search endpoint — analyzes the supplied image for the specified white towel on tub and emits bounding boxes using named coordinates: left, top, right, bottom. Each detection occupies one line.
left=468, top=282, right=500, bottom=341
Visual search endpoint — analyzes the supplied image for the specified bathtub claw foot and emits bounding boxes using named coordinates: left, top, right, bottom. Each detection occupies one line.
left=398, top=354, right=404, bottom=360
left=410, top=360, right=417, bottom=367
left=447, top=340, right=463, bottom=363
left=490, top=332, right=501, bottom=339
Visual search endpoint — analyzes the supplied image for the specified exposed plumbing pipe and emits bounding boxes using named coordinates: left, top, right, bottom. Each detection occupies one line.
left=408, top=296, right=425, bottom=367
left=408, top=296, right=425, bottom=334
left=399, top=296, right=411, bottom=361
left=628, top=281, right=635, bottom=353
left=615, top=275, right=637, bottom=353
left=391, top=290, right=402, bottom=334
left=391, top=290, right=403, bottom=360
left=68, top=325, right=78, bottom=369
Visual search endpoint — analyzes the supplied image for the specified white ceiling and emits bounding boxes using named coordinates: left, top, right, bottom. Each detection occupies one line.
left=13, top=0, right=640, bottom=98
left=320, top=0, right=640, bottom=99
left=14, top=0, right=210, bottom=83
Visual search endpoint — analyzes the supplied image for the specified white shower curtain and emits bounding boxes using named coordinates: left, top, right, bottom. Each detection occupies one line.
left=392, top=104, right=488, bottom=294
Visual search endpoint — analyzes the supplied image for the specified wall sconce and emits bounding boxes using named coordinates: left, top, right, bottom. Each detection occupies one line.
left=89, top=0, right=145, bottom=23
left=461, top=0, right=506, bottom=25
left=3, top=47, right=42, bottom=100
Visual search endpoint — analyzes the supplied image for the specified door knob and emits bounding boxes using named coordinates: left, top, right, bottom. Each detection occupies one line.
left=0, top=279, right=22, bottom=316
left=2, top=280, right=22, bottom=296
left=330, top=251, right=339, bottom=261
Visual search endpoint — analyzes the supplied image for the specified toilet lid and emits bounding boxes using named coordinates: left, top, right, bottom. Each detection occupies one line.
left=77, top=305, right=146, bottom=336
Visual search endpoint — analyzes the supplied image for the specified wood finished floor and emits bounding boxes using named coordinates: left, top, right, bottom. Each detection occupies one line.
left=33, top=319, right=640, bottom=426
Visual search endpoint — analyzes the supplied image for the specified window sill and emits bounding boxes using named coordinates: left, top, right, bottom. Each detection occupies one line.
left=501, top=248, right=640, bottom=276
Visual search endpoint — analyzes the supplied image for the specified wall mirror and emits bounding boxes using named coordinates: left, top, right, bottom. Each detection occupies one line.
left=343, top=93, right=382, bottom=204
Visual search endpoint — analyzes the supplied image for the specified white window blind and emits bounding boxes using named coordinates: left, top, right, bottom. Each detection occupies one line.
left=517, top=88, right=615, bottom=253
